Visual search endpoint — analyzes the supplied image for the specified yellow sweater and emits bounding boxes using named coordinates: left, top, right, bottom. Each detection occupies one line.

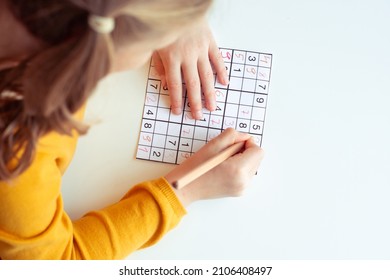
left=0, top=107, right=186, bottom=259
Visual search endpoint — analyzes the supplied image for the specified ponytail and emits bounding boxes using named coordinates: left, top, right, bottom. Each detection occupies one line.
left=0, top=0, right=113, bottom=180
left=1, top=0, right=212, bottom=181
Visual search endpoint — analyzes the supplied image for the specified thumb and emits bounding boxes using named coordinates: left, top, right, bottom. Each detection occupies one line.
left=232, top=137, right=265, bottom=176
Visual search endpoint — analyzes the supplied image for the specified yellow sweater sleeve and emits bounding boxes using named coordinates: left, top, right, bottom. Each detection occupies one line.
left=0, top=108, right=186, bottom=259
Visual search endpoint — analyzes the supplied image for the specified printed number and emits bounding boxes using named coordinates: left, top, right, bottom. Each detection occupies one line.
left=258, top=84, right=267, bottom=90
left=144, top=123, right=152, bottom=129
left=248, top=56, right=256, bottom=62
left=215, top=90, right=225, bottom=97
left=163, top=85, right=168, bottom=91
left=256, top=97, right=265, bottom=103
left=146, top=109, right=154, bottom=115
left=221, top=51, right=232, bottom=60
left=239, top=123, right=247, bottom=128
left=225, top=119, right=235, bottom=126
left=235, top=53, right=245, bottom=61
left=150, top=83, right=158, bottom=90
left=234, top=68, right=242, bottom=72
left=212, top=266, right=272, bottom=276
left=169, top=140, right=177, bottom=146
left=181, top=153, right=191, bottom=159
left=216, top=106, right=222, bottom=111
left=260, top=55, right=271, bottom=64
left=246, top=67, right=256, bottom=75
left=259, top=71, right=267, bottom=79
left=152, top=151, right=161, bottom=157
left=182, top=143, right=190, bottom=147
left=211, top=118, right=221, bottom=125
left=252, top=124, right=261, bottom=130
left=146, top=95, right=156, bottom=103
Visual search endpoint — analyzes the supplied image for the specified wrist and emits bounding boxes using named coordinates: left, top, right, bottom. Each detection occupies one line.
left=164, top=175, right=198, bottom=207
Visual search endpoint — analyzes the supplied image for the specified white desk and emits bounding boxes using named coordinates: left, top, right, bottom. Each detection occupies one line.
left=62, top=0, right=390, bottom=259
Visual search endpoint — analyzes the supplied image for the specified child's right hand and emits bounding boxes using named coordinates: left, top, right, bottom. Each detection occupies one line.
left=165, top=128, right=264, bottom=207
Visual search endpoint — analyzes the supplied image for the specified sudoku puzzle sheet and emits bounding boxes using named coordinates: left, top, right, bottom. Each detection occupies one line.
left=136, top=48, right=272, bottom=164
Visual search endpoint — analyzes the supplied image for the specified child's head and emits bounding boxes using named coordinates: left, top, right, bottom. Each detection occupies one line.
left=0, top=0, right=212, bottom=180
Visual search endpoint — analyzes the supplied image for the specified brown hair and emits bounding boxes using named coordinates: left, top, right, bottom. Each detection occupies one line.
left=0, top=0, right=212, bottom=180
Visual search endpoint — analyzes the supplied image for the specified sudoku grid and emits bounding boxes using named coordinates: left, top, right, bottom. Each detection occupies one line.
left=136, top=48, right=272, bottom=164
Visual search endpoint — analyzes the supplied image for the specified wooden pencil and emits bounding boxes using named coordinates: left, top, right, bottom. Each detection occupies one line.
left=172, top=141, right=245, bottom=189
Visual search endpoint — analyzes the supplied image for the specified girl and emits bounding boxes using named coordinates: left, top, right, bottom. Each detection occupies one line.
left=0, top=0, right=263, bottom=259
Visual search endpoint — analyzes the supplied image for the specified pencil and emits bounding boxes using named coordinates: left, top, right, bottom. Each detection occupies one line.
left=172, top=141, right=245, bottom=189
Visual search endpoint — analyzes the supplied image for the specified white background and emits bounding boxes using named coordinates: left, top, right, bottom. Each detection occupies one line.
left=62, top=0, right=390, bottom=259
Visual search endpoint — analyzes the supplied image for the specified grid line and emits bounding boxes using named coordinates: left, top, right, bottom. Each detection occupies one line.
left=136, top=48, right=273, bottom=164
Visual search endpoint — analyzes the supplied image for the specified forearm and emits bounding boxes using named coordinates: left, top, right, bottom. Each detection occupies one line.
left=72, top=177, right=186, bottom=259
left=0, top=107, right=186, bottom=259
left=0, top=177, right=185, bottom=260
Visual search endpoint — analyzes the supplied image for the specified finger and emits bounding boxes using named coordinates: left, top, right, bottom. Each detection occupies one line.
left=165, top=129, right=251, bottom=186
left=164, top=60, right=183, bottom=115
left=180, top=129, right=250, bottom=180
left=182, top=62, right=203, bottom=119
left=197, top=57, right=216, bottom=111
left=199, top=128, right=250, bottom=158
left=234, top=138, right=265, bottom=175
left=245, top=136, right=262, bottom=150
left=209, top=43, right=229, bottom=85
left=152, top=52, right=168, bottom=89
left=152, top=52, right=165, bottom=78
left=0, top=60, right=20, bottom=71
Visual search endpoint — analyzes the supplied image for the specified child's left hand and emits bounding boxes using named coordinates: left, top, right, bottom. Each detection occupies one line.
left=152, top=19, right=229, bottom=120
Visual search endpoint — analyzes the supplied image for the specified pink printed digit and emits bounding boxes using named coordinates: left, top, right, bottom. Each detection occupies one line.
left=215, top=89, right=225, bottom=98
left=246, top=67, right=256, bottom=75
left=220, top=49, right=232, bottom=61
left=235, top=53, right=245, bottom=61
left=139, top=146, right=148, bottom=153
left=181, top=152, right=191, bottom=159
left=211, top=118, right=221, bottom=125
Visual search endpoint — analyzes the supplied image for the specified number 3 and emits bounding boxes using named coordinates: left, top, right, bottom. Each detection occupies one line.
left=248, top=56, right=256, bottom=62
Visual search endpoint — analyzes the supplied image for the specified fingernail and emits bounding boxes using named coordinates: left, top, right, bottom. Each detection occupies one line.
left=172, top=108, right=181, bottom=115
left=194, top=110, right=203, bottom=120
left=209, top=101, right=216, bottom=111
left=223, top=76, right=230, bottom=85
left=161, top=77, right=168, bottom=90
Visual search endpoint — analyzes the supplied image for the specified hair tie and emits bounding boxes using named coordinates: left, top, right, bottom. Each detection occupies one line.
left=88, top=15, right=115, bottom=34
